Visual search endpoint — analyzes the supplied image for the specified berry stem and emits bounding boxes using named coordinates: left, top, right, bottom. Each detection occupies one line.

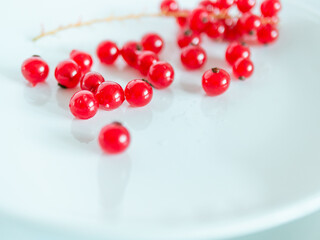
left=32, top=11, right=276, bottom=41
left=33, top=12, right=168, bottom=41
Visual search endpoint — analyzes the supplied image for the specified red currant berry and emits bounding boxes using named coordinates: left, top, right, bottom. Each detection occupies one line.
left=260, top=0, right=281, bottom=17
left=97, top=40, right=119, bottom=65
left=233, top=58, right=254, bottom=80
left=177, top=29, right=201, bottom=48
left=69, top=90, right=98, bottom=119
left=95, top=81, right=125, bottom=110
left=55, top=60, right=82, bottom=88
left=99, top=122, right=130, bottom=154
left=206, top=20, right=225, bottom=39
left=137, top=51, right=159, bottom=76
left=147, top=61, right=174, bottom=89
left=70, top=50, right=93, bottom=74
left=218, top=0, right=235, bottom=9
left=225, top=42, right=251, bottom=66
left=199, top=0, right=218, bottom=12
left=238, top=13, right=262, bottom=35
left=257, top=24, right=279, bottom=44
left=21, top=56, right=49, bottom=86
left=237, top=0, right=256, bottom=13
left=189, top=8, right=210, bottom=32
left=224, top=19, right=243, bottom=42
left=125, top=79, right=153, bottom=107
left=181, top=45, right=207, bottom=70
left=176, top=10, right=190, bottom=28
left=80, top=72, right=105, bottom=93
left=160, top=0, right=179, bottom=13
left=202, top=68, right=230, bottom=96
left=141, top=33, right=164, bottom=54
left=121, top=41, right=143, bottom=68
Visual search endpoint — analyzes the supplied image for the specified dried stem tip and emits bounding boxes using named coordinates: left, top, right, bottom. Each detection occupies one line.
left=211, top=67, right=220, bottom=73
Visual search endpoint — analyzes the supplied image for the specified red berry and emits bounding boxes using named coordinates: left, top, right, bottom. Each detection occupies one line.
left=80, top=72, right=105, bottom=93
left=70, top=50, right=93, bottom=74
left=121, top=41, right=143, bottom=68
left=141, top=33, right=164, bottom=54
left=233, top=58, right=254, bottom=80
left=95, top=81, right=125, bottom=110
left=218, top=0, right=235, bottom=9
left=96, top=40, right=119, bottom=65
left=181, top=45, right=207, bottom=70
left=21, top=56, right=49, bottom=86
left=125, top=79, right=153, bottom=107
left=177, top=29, right=201, bottom=48
left=224, top=19, right=243, bottom=42
left=199, top=0, right=219, bottom=12
left=206, top=20, right=225, bottom=39
left=176, top=10, right=190, bottom=28
left=189, top=8, right=210, bottom=32
left=99, top=123, right=130, bottom=154
left=238, top=13, right=262, bottom=35
left=257, top=24, right=279, bottom=44
left=202, top=68, right=230, bottom=96
left=160, top=0, right=179, bottom=13
left=237, top=0, right=256, bottom=13
left=260, top=0, right=281, bottom=17
left=147, top=61, right=174, bottom=89
left=55, top=60, right=82, bottom=88
left=137, top=51, right=159, bottom=76
left=69, top=90, right=98, bottom=119
left=225, top=42, right=251, bottom=66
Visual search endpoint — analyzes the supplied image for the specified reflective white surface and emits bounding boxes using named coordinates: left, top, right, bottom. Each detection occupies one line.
left=0, top=0, right=320, bottom=239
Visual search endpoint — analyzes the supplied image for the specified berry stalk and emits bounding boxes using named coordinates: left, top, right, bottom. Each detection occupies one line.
left=32, top=11, right=249, bottom=41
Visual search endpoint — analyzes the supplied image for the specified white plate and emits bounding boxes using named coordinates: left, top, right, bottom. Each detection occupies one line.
left=1, top=0, right=320, bottom=239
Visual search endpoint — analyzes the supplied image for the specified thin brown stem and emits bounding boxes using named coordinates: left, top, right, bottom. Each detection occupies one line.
left=32, top=11, right=275, bottom=41
left=33, top=12, right=178, bottom=41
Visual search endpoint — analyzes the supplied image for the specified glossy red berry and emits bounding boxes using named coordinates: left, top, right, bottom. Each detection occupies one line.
left=202, top=68, right=230, bottom=96
left=121, top=41, right=143, bottom=68
left=224, top=19, right=242, bottom=42
left=237, top=0, right=256, bottom=13
left=99, top=122, right=130, bottom=154
left=238, top=13, right=262, bottom=35
left=233, top=58, right=254, bottom=80
left=80, top=72, right=105, bottom=93
left=181, top=45, right=207, bottom=70
left=125, top=79, right=153, bottom=107
left=225, top=42, right=251, bottom=66
left=97, top=40, right=119, bottom=65
left=176, top=10, right=190, bottom=28
left=21, top=56, right=49, bottom=86
left=147, top=61, right=174, bottom=89
left=69, top=90, right=98, bottom=119
left=137, top=51, right=159, bottom=76
left=95, top=81, right=125, bottom=110
left=141, top=33, right=164, bottom=54
left=189, top=8, right=210, bottom=32
left=218, top=0, right=235, bottom=9
left=70, top=50, right=93, bottom=74
left=260, top=0, right=281, bottom=17
left=160, top=0, right=179, bottom=13
left=55, top=60, right=82, bottom=88
left=206, top=20, right=225, bottom=39
left=199, top=0, right=218, bottom=12
left=177, top=29, right=201, bottom=48
left=257, top=24, right=279, bottom=44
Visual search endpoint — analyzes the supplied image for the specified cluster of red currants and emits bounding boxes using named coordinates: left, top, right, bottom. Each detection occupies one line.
left=21, top=0, right=281, bottom=154
left=21, top=33, right=174, bottom=154
left=159, top=0, right=281, bottom=94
